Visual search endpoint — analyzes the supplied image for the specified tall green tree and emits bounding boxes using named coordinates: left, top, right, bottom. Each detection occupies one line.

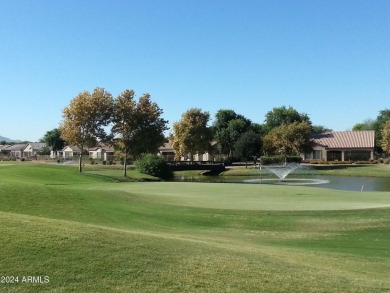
left=42, top=128, right=65, bottom=152
left=233, top=131, right=262, bottom=163
left=60, top=87, right=113, bottom=172
left=111, top=90, right=168, bottom=176
left=212, top=109, right=252, bottom=156
left=171, top=108, right=212, bottom=161
left=263, top=121, right=312, bottom=156
left=264, top=106, right=311, bottom=133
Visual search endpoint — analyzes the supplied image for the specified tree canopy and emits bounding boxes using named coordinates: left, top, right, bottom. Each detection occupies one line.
left=42, top=128, right=65, bottom=151
left=264, top=106, right=311, bottom=133
left=352, top=119, right=375, bottom=131
left=381, top=120, right=390, bottom=153
left=263, top=121, right=312, bottom=156
left=60, top=87, right=113, bottom=172
left=233, top=131, right=262, bottom=162
left=111, top=90, right=168, bottom=176
left=171, top=108, right=212, bottom=161
left=212, top=109, right=257, bottom=156
left=312, top=125, right=332, bottom=133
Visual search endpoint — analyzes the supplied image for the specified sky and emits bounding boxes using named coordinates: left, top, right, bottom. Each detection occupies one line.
left=0, top=0, right=389, bottom=142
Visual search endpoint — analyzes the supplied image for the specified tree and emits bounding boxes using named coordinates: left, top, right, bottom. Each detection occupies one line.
left=263, top=121, right=312, bottom=156
left=212, top=109, right=252, bottom=156
left=42, top=128, right=65, bottom=152
left=37, top=145, right=51, bottom=155
left=60, top=87, right=113, bottom=172
left=135, top=153, right=172, bottom=180
left=264, top=106, right=311, bottom=133
left=374, top=110, right=390, bottom=150
left=233, top=131, right=262, bottom=164
left=111, top=90, right=168, bottom=176
left=171, top=108, right=212, bottom=161
left=381, top=120, right=390, bottom=153
left=352, top=119, right=376, bottom=131
left=312, top=125, right=332, bottom=133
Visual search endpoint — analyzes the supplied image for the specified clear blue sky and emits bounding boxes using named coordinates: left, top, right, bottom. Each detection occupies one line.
left=1, top=0, right=389, bottom=142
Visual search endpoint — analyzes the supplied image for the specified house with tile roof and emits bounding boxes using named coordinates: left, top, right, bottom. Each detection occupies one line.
left=303, top=130, right=375, bottom=161
left=158, top=141, right=218, bottom=162
left=23, top=143, right=47, bottom=158
left=4, top=144, right=29, bottom=158
left=88, top=143, right=115, bottom=161
left=58, top=145, right=83, bottom=159
left=0, top=144, right=11, bottom=152
left=158, top=142, right=176, bottom=161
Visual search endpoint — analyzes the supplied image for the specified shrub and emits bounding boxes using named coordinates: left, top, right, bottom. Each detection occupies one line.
left=135, top=153, right=173, bottom=180
left=260, top=155, right=302, bottom=165
left=329, top=161, right=352, bottom=165
left=102, top=160, right=106, bottom=165
left=384, top=158, right=390, bottom=164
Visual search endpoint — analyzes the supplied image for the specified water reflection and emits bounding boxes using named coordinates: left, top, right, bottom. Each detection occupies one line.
left=173, top=175, right=390, bottom=192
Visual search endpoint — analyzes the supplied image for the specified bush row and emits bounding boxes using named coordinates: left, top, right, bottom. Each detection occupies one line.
left=307, top=159, right=382, bottom=165
left=260, top=156, right=302, bottom=165
left=0, top=156, right=17, bottom=161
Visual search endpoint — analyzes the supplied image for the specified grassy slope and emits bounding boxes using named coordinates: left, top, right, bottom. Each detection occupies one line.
left=1, top=163, right=390, bottom=292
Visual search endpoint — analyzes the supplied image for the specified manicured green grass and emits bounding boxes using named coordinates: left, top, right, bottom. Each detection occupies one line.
left=1, top=163, right=390, bottom=292
left=310, top=163, right=390, bottom=177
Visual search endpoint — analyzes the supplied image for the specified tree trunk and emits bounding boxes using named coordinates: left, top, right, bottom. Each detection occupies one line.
left=123, top=151, right=127, bottom=177
left=79, top=151, right=83, bottom=173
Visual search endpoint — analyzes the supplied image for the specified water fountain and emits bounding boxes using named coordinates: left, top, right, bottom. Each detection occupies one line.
left=244, top=162, right=329, bottom=186
left=261, top=162, right=301, bottom=181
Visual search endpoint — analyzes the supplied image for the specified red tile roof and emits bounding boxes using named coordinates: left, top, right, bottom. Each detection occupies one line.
left=311, top=131, right=375, bottom=149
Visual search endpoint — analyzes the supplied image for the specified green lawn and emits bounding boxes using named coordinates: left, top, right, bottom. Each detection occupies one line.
left=1, top=163, right=390, bottom=292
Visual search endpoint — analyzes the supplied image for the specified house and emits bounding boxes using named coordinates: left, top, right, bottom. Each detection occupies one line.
left=56, top=144, right=114, bottom=160
left=0, top=144, right=11, bottom=152
left=58, top=145, right=83, bottom=159
left=88, top=143, right=115, bottom=161
left=303, top=130, right=375, bottom=161
left=193, top=152, right=214, bottom=161
left=158, top=141, right=217, bottom=162
left=4, top=144, right=29, bottom=158
left=23, top=143, right=47, bottom=158
left=158, top=142, right=175, bottom=161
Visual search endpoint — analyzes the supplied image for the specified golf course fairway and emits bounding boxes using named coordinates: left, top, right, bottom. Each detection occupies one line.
left=1, top=163, right=390, bottom=292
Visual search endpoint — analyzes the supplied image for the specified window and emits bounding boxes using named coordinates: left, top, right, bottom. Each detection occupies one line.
left=305, top=150, right=322, bottom=160
left=313, top=150, right=322, bottom=160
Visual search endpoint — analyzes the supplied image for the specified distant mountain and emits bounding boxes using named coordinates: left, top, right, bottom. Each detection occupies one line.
left=0, top=135, right=21, bottom=143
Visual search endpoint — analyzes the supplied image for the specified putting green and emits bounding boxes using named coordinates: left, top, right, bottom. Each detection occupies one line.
left=105, top=182, right=390, bottom=211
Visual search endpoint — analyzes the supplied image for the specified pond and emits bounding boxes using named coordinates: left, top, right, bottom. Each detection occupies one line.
left=173, top=174, right=390, bottom=192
